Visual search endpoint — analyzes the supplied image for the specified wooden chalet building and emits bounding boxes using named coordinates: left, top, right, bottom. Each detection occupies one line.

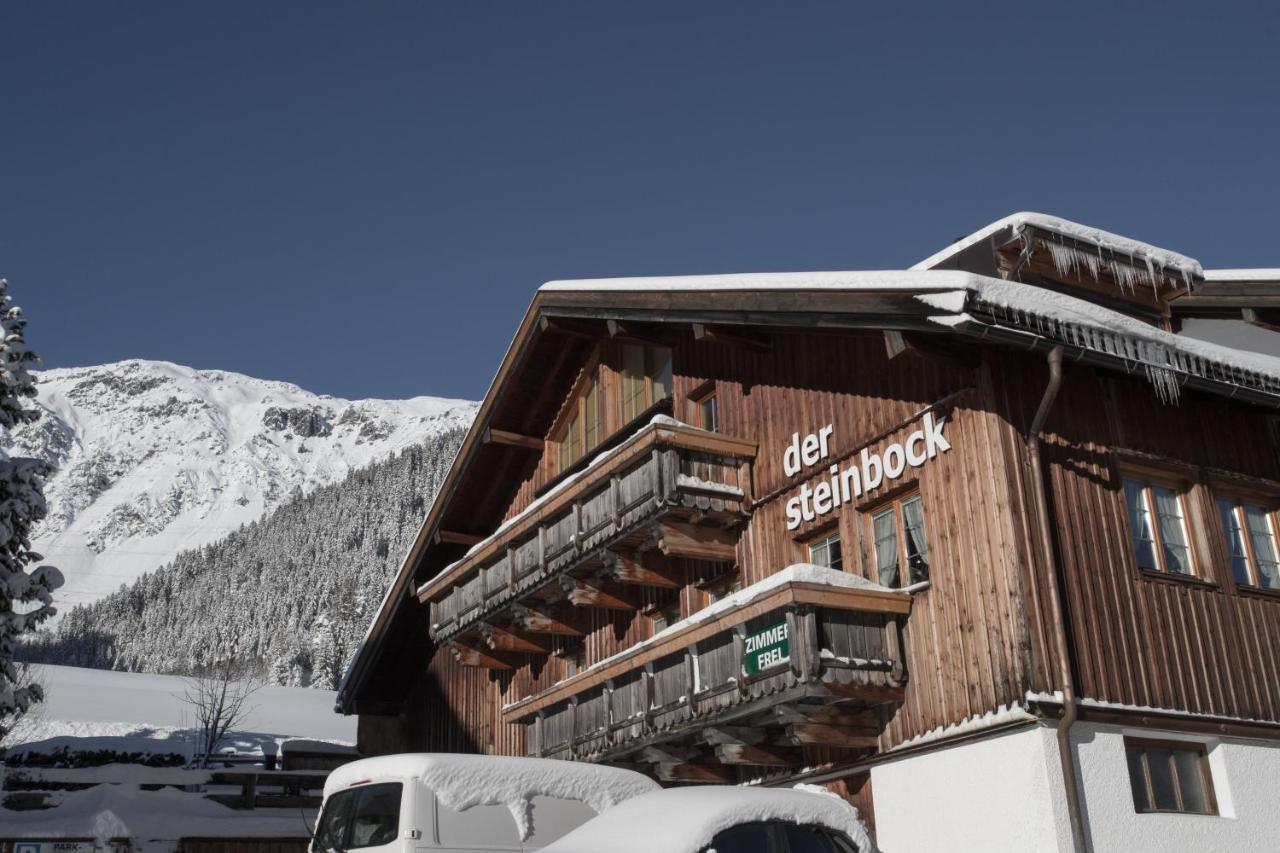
left=338, top=213, right=1280, bottom=852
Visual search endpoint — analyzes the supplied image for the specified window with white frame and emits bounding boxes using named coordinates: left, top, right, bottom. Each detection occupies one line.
left=1216, top=496, right=1280, bottom=590
left=1122, top=476, right=1196, bottom=577
left=869, top=492, right=929, bottom=587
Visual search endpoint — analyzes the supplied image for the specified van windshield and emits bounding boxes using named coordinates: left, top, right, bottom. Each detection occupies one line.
left=313, top=782, right=402, bottom=851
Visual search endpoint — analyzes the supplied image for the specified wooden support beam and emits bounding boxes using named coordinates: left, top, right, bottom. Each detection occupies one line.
left=562, top=578, right=640, bottom=611
left=483, top=428, right=544, bottom=451
left=655, top=521, right=738, bottom=562
left=774, top=704, right=881, bottom=731
left=700, top=725, right=766, bottom=746
left=539, top=316, right=601, bottom=339
left=637, top=744, right=701, bottom=764
left=606, top=550, right=681, bottom=589
left=448, top=641, right=514, bottom=670
left=691, top=323, right=772, bottom=353
left=480, top=623, right=551, bottom=654
left=785, top=723, right=880, bottom=748
left=511, top=605, right=585, bottom=637
left=436, top=530, right=483, bottom=547
left=654, top=762, right=737, bottom=784
left=714, top=743, right=801, bottom=767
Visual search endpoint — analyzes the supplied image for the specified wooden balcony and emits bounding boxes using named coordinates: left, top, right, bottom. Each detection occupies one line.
left=503, top=574, right=911, bottom=781
left=421, top=420, right=757, bottom=647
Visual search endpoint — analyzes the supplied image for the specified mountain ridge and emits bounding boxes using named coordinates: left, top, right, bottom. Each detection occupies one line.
left=3, top=358, right=476, bottom=610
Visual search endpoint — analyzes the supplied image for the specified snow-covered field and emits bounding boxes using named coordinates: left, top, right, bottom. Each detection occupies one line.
left=3, top=359, right=475, bottom=609
left=7, top=663, right=354, bottom=758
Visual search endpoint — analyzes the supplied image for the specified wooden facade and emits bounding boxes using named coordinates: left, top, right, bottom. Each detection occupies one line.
left=340, top=216, right=1280, bottom=805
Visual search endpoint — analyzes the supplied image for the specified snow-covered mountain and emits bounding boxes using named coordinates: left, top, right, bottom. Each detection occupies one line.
left=3, top=359, right=476, bottom=611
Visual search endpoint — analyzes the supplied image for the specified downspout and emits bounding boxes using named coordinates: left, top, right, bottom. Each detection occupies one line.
left=1025, top=345, right=1088, bottom=853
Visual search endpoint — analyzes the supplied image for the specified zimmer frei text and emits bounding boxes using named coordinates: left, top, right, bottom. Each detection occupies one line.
left=783, top=413, right=951, bottom=531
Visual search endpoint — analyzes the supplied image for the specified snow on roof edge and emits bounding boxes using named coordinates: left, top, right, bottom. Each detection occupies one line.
left=1203, top=268, right=1280, bottom=282
left=910, top=211, right=1203, bottom=278
left=540, top=269, right=982, bottom=292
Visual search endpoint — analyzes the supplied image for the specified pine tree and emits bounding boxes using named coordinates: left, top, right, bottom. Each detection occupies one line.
left=0, top=279, right=64, bottom=749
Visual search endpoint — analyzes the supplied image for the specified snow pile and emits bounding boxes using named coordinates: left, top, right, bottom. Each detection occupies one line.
left=911, top=211, right=1203, bottom=290
left=3, top=359, right=475, bottom=609
left=0, top=783, right=315, bottom=844
left=541, top=269, right=979, bottom=293
left=325, top=753, right=659, bottom=840
left=918, top=278, right=1280, bottom=403
left=540, top=786, right=876, bottom=853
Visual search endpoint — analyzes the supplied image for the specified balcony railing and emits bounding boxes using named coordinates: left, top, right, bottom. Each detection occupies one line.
left=422, top=421, right=757, bottom=644
left=503, top=573, right=911, bottom=774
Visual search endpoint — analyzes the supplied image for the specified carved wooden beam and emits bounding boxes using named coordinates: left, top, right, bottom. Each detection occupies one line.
left=700, top=725, right=766, bottom=746
left=480, top=623, right=551, bottom=654
left=448, top=640, right=515, bottom=670
left=483, top=428, right=544, bottom=451
left=436, top=530, right=484, bottom=547
left=714, top=743, right=801, bottom=767
left=691, top=323, right=771, bottom=353
left=654, top=761, right=737, bottom=784
left=539, top=316, right=602, bottom=339
left=511, top=604, right=585, bottom=637
left=637, top=744, right=701, bottom=764
left=655, top=521, right=738, bottom=562
left=785, top=723, right=880, bottom=748
left=773, top=705, right=881, bottom=732
left=605, top=550, right=681, bottom=589
left=562, top=577, right=640, bottom=611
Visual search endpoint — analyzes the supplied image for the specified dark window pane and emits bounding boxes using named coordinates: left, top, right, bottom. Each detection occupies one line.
left=901, top=495, right=929, bottom=583
left=1173, top=750, right=1209, bottom=814
left=1124, top=480, right=1159, bottom=571
left=827, top=831, right=863, bottom=853
left=1126, top=745, right=1149, bottom=811
left=313, top=789, right=356, bottom=851
left=1219, top=500, right=1253, bottom=585
left=783, top=824, right=836, bottom=853
left=1146, top=748, right=1179, bottom=811
left=707, top=823, right=773, bottom=853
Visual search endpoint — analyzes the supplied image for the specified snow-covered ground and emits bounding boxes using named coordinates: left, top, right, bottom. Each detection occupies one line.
left=7, top=663, right=354, bottom=758
left=2, top=359, right=475, bottom=610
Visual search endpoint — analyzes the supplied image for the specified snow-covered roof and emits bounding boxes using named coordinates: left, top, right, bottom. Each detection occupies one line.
left=911, top=211, right=1203, bottom=284
left=541, top=269, right=979, bottom=292
left=917, top=278, right=1280, bottom=403
left=1203, top=268, right=1280, bottom=282
left=324, top=753, right=659, bottom=839
left=541, top=785, right=875, bottom=853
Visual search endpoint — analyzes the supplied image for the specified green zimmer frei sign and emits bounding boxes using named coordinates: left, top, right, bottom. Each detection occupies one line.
left=743, top=621, right=790, bottom=675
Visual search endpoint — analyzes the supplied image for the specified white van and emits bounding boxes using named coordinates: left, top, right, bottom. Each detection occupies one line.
left=310, top=753, right=660, bottom=853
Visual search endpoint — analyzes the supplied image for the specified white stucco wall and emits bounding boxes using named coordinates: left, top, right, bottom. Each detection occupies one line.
left=1073, top=722, right=1280, bottom=853
left=871, top=724, right=1069, bottom=853
left=870, top=720, right=1280, bottom=853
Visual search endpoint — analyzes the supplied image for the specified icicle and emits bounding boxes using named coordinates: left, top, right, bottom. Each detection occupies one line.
left=1144, top=364, right=1181, bottom=404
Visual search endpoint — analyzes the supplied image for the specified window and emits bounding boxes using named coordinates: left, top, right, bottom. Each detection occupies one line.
left=697, top=391, right=719, bottom=433
left=807, top=531, right=844, bottom=571
left=1217, top=496, right=1280, bottom=590
left=555, top=374, right=604, bottom=471
left=1125, top=738, right=1217, bottom=815
left=700, top=823, right=863, bottom=853
left=562, top=645, right=586, bottom=679
left=312, top=782, right=402, bottom=851
left=651, top=600, right=681, bottom=633
left=620, top=344, right=672, bottom=423
left=1123, top=477, right=1196, bottom=576
left=704, top=575, right=742, bottom=605
left=869, top=493, right=929, bottom=587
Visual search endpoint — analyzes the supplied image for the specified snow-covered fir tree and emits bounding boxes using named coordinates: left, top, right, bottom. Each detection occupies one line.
left=0, top=279, right=64, bottom=747
left=24, top=426, right=464, bottom=687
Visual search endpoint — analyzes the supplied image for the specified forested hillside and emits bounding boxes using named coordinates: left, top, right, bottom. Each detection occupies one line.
left=25, top=427, right=465, bottom=689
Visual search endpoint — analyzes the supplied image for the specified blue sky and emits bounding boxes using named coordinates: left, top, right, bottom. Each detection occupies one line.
left=3, top=2, right=1277, bottom=400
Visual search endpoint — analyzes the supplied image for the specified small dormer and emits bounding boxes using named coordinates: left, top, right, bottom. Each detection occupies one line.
left=914, top=212, right=1204, bottom=329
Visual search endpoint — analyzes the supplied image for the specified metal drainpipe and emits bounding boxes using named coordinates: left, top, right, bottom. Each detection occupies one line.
left=1025, top=345, right=1088, bottom=853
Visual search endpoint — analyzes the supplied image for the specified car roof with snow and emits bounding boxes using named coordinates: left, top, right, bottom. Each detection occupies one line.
left=325, top=753, right=659, bottom=838
left=539, top=785, right=875, bottom=853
